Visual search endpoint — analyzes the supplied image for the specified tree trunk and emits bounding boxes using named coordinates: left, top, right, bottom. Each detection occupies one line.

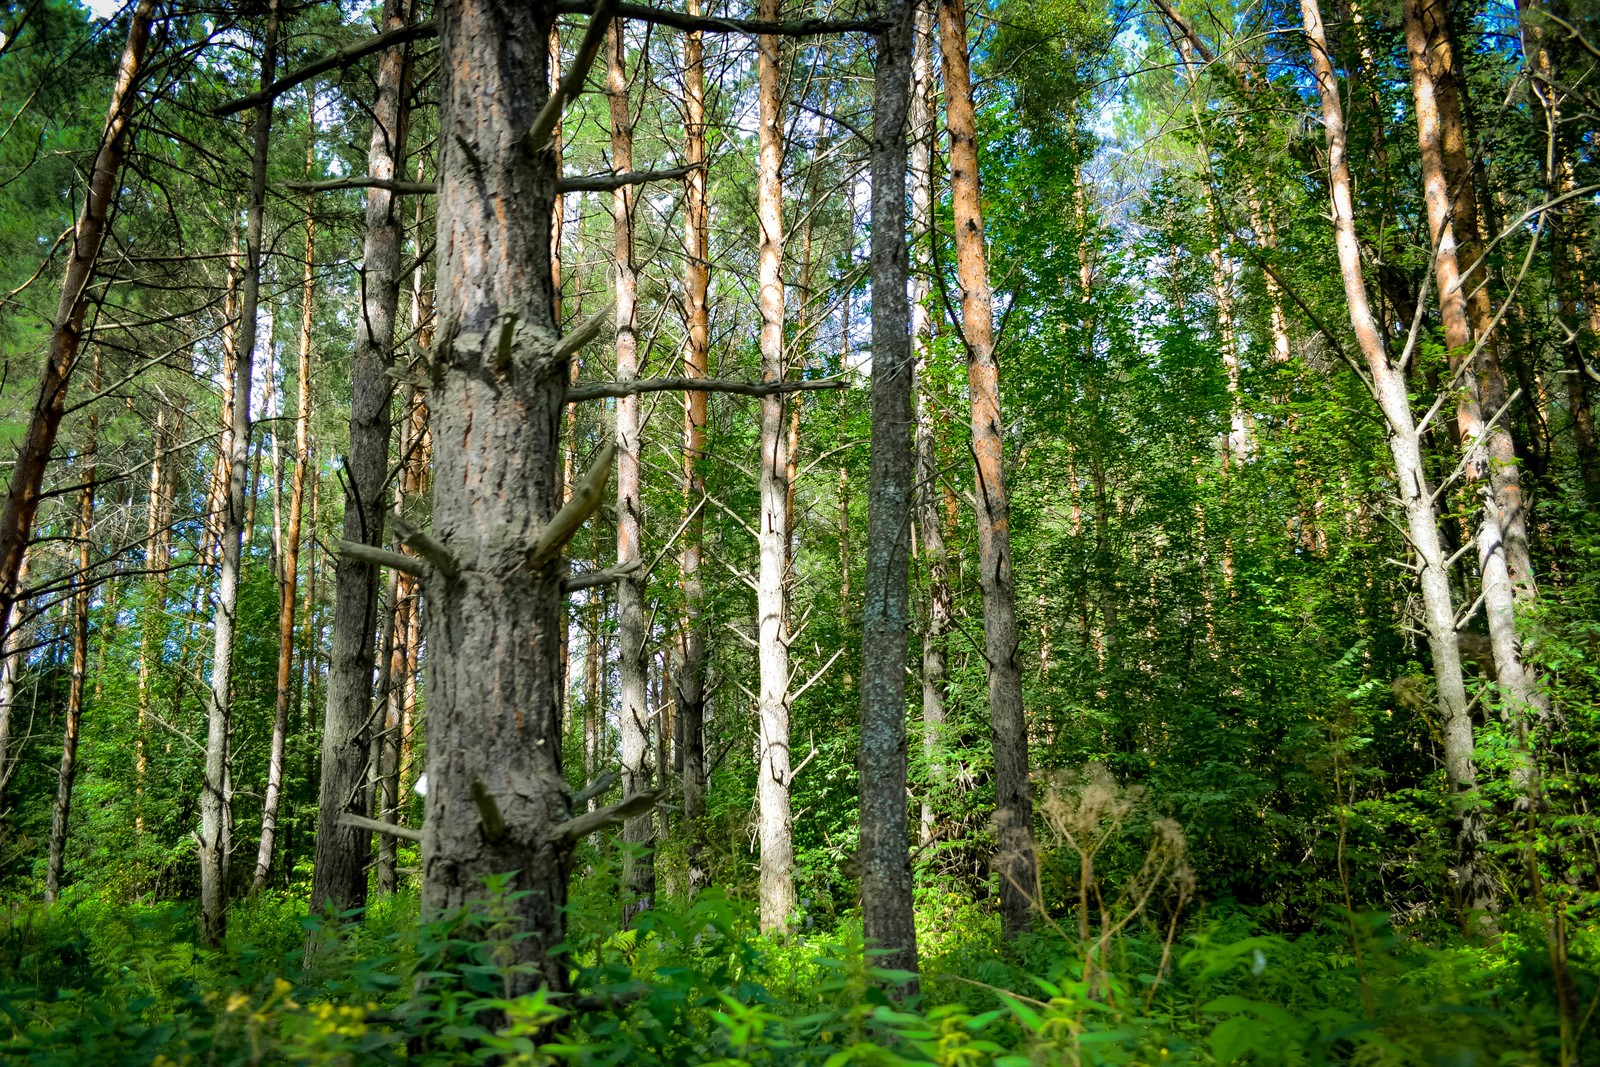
left=135, top=407, right=171, bottom=836
left=608, top=21, right=655, bottom=921
left=201, top=1, right=279, bottom=944
left=859, top=0, right=919, bottom=983
left=311, top=0, right=412, bottom=919
left=46, top=357, right=99, bottom=902
left=0, top=0, right=155, bottom=634
left=909, top=0, right=945, bottom=847
left=939, top=0, right=1037, bottom=937
left=420, top=0, right=581, bottom=998
left=1302, top=0, right=1489, bottom=911
left=254, top=103, right=316, bottom=891
left=755, top=0, right=795, bottom=935
left=1404, top=0, right=1546, bottom=796
left=677, top=6, right=710, bottom=892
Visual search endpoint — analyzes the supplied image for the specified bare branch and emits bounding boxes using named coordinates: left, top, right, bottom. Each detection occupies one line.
left=530, top=0, right=617, bottom=153
left=551, top=789, right=659, bottom=843
left=531, top=440, right=614, bottom=566
left=557, top=165, right=697, bottom=193
left=563, top=557, right=642, bottom=593
left=286, top=177, right=436, bottom=195
left=337, top=540, right=429, bottom=578
left=392, top=515, right=460, bottom=578
left=567, top=376, right=846, bottom=403
left=339, top=812, right=423, bottom=842
left=566, top=0, right=888, bottom=36
left=215, top=21, right=439, bottom=117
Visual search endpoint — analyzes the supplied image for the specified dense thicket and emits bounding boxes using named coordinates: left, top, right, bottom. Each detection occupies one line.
left=0, top=0, right=1597, bottom=1060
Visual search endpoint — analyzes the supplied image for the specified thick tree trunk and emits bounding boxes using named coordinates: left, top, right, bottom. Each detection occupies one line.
left=311, top=0, right=412, bottom=918
left=608, top=21, right=655, bottom=921
left=755, top=0, right=795, bottom=935
left=1404, top=0, right=1546, bottom=795
left=420, top=0, right=582, bottom=997
left=859, top=0, right=919, bottom=983
left=254, top=116, right=316, bottom=891
left=201, top=2, right=279, bottom=944
left=1302, top=0, right=1489, bottom=911
left=908, top=0, right=945, bottom=847
left=0, top=0, right=155, bottom=635
left=677, top=8, right=710, bottom=892
left=46, top=357, right=98, bottom=903
left=939, top=0, right=1037, bottom=937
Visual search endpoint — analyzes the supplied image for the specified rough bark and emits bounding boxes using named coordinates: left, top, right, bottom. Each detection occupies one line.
left=201, top=2, right=279, bottom=944
left=676, top=4, right=710, bottom=891
left=608, top=20, right=655, bottom=921
left=311, top=0, right=412, bottom=918
left=46, top=356, right=98, bottom=903
left=755, top=0, right=795, bottom=935
left=420, top=0, right=584, bottom=997
left=254, top=105, right=316, bottom=891
left=1302, top=0, right=1488, bottom=910
left=0, top=0, right=155, bottom=637
left=908, top=0, right=945, bottom=847
left=939, top=0, right=1037, bottom=937
left=1404, top=0, right=1546, bottom=794
left=859, top=0, right=919, bottom=983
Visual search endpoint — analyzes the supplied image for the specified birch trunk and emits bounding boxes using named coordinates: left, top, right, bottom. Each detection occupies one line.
left=136, top=408, right=171, bottom=835
left=311, top=0, right=412, bottom=917
left=755, top=0, right=795, bottom=934
left=201, top=2, right=279, bottom=943
left=859, top=0, right=919, bottom=982
left=1302, top=0, right=1489, bottom=910
left=939, top=0, right=1037, bottom=936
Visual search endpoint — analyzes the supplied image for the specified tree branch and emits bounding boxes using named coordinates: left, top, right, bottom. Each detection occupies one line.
left=339, top=812, right=423, bottom=842
left=392, top=515, right=460, bottom=578
left=530, top=0, right=617, bottom=152
left=215, top=21, right=439, bottom=117
left=531, top=441, right=614, bottom=566
left=566, top=376, right=846, bottom=402
left=550, top=790, right=659, bottom=843
left=286, top=177, right=436, bottom=195
left=337, top=540, right=429, bottom=578
left=565, top=1, right=887, bottom=36
left=557, top=165, right=697, bottom=193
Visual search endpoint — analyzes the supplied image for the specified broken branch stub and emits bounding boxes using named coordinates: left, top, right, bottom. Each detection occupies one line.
left=529, top=440, right=614, bottom=567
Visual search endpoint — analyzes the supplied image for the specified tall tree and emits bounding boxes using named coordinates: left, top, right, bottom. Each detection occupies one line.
left=311, top=0, right=413, bottom=918
left=1403, top=0, right=1547, bottom=786
left=1301, top=0, right=1488, bottom=911
left=0, top=0, right=156, bottom=637
left=859, top=0, right=919, bottom=982
left=755, top=0, right=795, bottom=934
left=608, top=19, right=655, bottom=920
left=45, top=354, right=99, bottom=902
left=201, top=0, right=279, bottom=943
left=677, top=4, right=711, bottom=889
left=939, top=0, right=1037, bottom=936
left=254, top=88, right=317, bottom=890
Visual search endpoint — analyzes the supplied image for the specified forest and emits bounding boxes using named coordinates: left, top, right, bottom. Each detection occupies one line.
left=0, top=0, right=1595, bottom=1059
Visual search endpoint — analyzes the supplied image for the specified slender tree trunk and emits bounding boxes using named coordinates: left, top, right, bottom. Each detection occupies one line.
left=859, top=0, right=919, bottom=983
left=1302, top=0, right=1489, bottom=911
left=420, top=0, right=581, bottom=997
left=676, top=7, right=710, bottom=891
left=311, top=0, right=412, bottom=918
left=939, top=0, right=1037, bottom=936
left=46, top=356, right=99, bottom=902
left=608, top=21, right=655, bottom=921
left=1404, top=0, right=1546, bottom=797
left=0, top=0, right=155, bottom=632
left=0, top=556, right=25, bottom=825
left=909, top=1, right=945, bottom=847
left=753, top=0, right=795, bottom=935
left=135, top=407, right=171, bottom=836
left=254, top=106, right=316, bottom=890
left=201, top=2, right=279, bottom=944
